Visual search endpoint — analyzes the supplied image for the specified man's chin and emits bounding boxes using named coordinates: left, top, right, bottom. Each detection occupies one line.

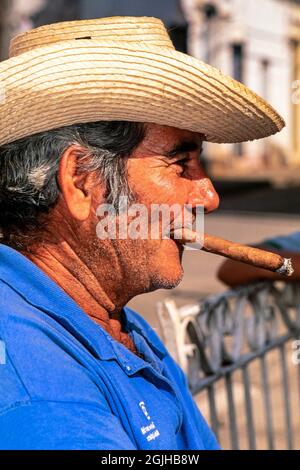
left=150, top=263, right=184, bottom=290
left=147, top=237, right=184, bottom=290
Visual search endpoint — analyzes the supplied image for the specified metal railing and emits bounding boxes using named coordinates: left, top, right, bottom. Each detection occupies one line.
left=157, top=282, right=300, bottom=450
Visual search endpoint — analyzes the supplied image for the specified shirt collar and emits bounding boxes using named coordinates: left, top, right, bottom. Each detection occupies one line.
left=0, top=244, right=167, bottom=372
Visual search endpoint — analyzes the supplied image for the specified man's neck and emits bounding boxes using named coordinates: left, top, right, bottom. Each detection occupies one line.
left=23, top=240, right=138, bottom=354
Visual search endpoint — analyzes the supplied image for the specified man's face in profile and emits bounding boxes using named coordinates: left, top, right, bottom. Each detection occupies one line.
left=88, top=123, right=219, bottom=293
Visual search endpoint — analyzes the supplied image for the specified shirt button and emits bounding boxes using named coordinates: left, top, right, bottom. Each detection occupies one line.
left=126, top=366, right=131, bottom=372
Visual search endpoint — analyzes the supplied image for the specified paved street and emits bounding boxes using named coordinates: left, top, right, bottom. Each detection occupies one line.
left=128, top=213, right=300, bottom=334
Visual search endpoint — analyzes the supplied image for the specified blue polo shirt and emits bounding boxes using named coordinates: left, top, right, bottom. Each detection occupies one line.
left=0, top=243, right=219, bottom=450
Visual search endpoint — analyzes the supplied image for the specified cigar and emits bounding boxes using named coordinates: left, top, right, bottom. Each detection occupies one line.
left=172, top=228, right=294, bottom=277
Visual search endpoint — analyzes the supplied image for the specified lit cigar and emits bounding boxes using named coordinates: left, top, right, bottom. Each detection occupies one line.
left=172, top=228, right=294, bottom=277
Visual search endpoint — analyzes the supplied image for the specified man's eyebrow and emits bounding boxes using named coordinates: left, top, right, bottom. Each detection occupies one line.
left=166, top=140, right=201, bottom=157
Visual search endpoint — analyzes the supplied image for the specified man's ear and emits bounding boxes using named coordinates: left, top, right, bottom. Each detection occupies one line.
left=57, top=145, right=98, bottom=221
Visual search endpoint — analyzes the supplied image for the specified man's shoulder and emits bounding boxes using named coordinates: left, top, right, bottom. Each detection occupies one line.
left=0, top=279, right=103, bottom=413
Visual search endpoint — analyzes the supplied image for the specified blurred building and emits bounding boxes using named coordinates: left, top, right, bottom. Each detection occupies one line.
left=183, top=0, right=300, bottom=184
left=0, top=0, right=46, bottom=60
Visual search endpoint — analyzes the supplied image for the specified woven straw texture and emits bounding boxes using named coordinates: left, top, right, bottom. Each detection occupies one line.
left=0, top=16, right=284, bottom=146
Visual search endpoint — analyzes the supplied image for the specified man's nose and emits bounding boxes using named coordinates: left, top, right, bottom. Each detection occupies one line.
left=187, top=177, right=220, bottom=213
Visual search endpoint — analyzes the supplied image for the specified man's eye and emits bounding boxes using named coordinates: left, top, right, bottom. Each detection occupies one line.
left=175, top=156, right=190, bottom=170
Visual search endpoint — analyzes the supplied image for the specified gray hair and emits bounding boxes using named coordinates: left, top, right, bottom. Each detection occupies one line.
left=0, top=121, right=145, bottom=250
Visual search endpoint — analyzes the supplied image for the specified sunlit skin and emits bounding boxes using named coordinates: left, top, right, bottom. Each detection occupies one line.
left=23, top=123, right=219, bottom=354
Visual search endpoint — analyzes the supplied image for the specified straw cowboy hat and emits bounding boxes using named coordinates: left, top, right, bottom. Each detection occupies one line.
left=0, top=16, right=284, bottom=146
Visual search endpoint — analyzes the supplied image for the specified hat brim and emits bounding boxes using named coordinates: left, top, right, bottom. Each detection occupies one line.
left=0, top=39, right=285, bottom=145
